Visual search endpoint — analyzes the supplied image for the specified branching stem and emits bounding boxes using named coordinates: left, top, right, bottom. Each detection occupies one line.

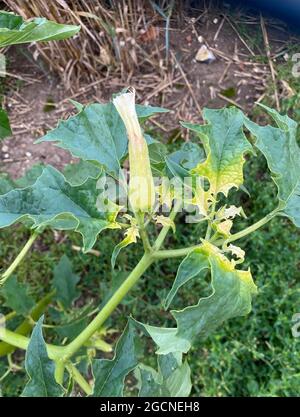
left=224, top=208, right=279, bottom=246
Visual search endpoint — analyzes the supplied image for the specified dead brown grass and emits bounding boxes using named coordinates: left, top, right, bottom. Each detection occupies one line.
left=4, top=0, right=172, bottom=90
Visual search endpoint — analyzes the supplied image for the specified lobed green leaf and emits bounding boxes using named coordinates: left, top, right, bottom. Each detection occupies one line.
left=92, top=321, right=139, bottom=397
left=52, top=255, right=80, bottom=310
left=36, top=103, right=168, bottom=177
left=134, top=242, right=257, bottom=355
left=22, top=317, right=64, bottom=397
left=1, top=275, right=34, bottom=316
left=0, top=165, right=118, bottom=252
left=244, top=104, right=300, bottom=227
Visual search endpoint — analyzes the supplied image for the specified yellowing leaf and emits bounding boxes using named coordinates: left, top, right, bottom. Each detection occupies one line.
left=182, top=107, right=252, bottom=196
left=133, top=241, right=257, bottom=355
left=111, top=224, right=140, bottom=269
left=155, top=215, right=176, bottom=233
left=215, top=219, right=233, bottom=237
left=157, top=179, right=173, bottom=209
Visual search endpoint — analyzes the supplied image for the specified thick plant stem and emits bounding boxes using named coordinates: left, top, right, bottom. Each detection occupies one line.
left=55, top=361, right=65, bottom=385
left=224, top=209, right=279, bottom=246
left=0, top=230, right=39, bottom=286
left=0, top=290, right=55, bottom=357
left=63, top=253, right=153, bottom=360
left=0, top=327, right=64, bottom=360
left=66, top=363, right=92, bottom=396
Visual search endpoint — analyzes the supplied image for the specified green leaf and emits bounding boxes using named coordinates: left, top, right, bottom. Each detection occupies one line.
left=166, top=142, right=205, bottom=176
left=92, top=321, right=139, bottom=397
left=55, top=317, right=88, bottom=341
left=137, top=352, right=191, bottom=397
left=244, top=104, right=300, bottom=227
left=0, top=165, right=117, bottom=252
left=164, top=249, right=209, bottom=309
left=53, top=255, right=80, bottom=309
left=0, top=107, right=12, bottom=139
left=0, top=173, right=15, bottom=194
left=0, top=165, right=45, bottom=195
left=63, top=160, right=102, bottom=186
left=36, top=103, right=167, bottom=176
left=0, top=10, right=23, bottom=30
left=134, top=242, right=257, bottom=355
left=148, top=142, right=168, bottom=176
left=1, top=276, right=34, bottom=316
left=15, top=164, right=45, bottom=188
left=22, top=316, right=64, bottom=397
left=0, top=11, right=80, bottom=47
left=135, top=104, right=169, bottom=120
left=182, top=107, right=252, bottom=196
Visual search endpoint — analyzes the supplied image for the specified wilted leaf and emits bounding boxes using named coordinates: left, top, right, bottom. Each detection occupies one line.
left=0, top=11, right=80, bottom=47
left=53, top=255, right=80, bottom=309
left=22, top=317, right=64, bottom=397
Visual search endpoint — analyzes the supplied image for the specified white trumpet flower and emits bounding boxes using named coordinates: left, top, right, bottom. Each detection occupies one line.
left=113, top=88, right=155, bottom=212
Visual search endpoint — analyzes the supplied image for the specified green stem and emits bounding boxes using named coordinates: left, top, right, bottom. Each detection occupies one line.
left=224, top=209, right=279, bottom=246
left=205, top=200, right=217, bottom=240
left=0, top=290, right=55, bottom=357
left=153, top=199, right=182, bottom=251
left=66, top=363, right=92, bottom=396
left=153, top=245, right=201, bottom=260
left=0, top=327, right=64, bottom=360
left=63, top=253, right=153, bottom=360
left=54, top=361, right=65, bottom=385
left=0, top=201, right=183, bottom=362
left=3, top=311, right=17, bottom=322
left=136, top=212, right=152, bottom=252
left=0, top=230, right=40, bottom=286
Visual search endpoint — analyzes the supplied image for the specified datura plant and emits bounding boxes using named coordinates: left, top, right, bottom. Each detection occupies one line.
left=0, top=86, right=299, bottom=397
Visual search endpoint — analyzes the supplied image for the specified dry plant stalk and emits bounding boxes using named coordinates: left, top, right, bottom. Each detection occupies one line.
left=3, top=0, right=163, bottom=90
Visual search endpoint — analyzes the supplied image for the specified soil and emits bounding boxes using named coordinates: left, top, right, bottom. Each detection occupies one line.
left=0, top=8, right=294, bottom=179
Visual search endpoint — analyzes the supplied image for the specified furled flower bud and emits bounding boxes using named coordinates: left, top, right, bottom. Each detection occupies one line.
left=113, top=88, right=155, bottom=212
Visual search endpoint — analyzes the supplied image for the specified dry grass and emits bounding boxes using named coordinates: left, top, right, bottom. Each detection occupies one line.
left=4, top=0, right=175, bottom=90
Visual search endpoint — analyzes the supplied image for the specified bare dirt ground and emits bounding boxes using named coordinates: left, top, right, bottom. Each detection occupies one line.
left=0, top=6, right=296, bottom=178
